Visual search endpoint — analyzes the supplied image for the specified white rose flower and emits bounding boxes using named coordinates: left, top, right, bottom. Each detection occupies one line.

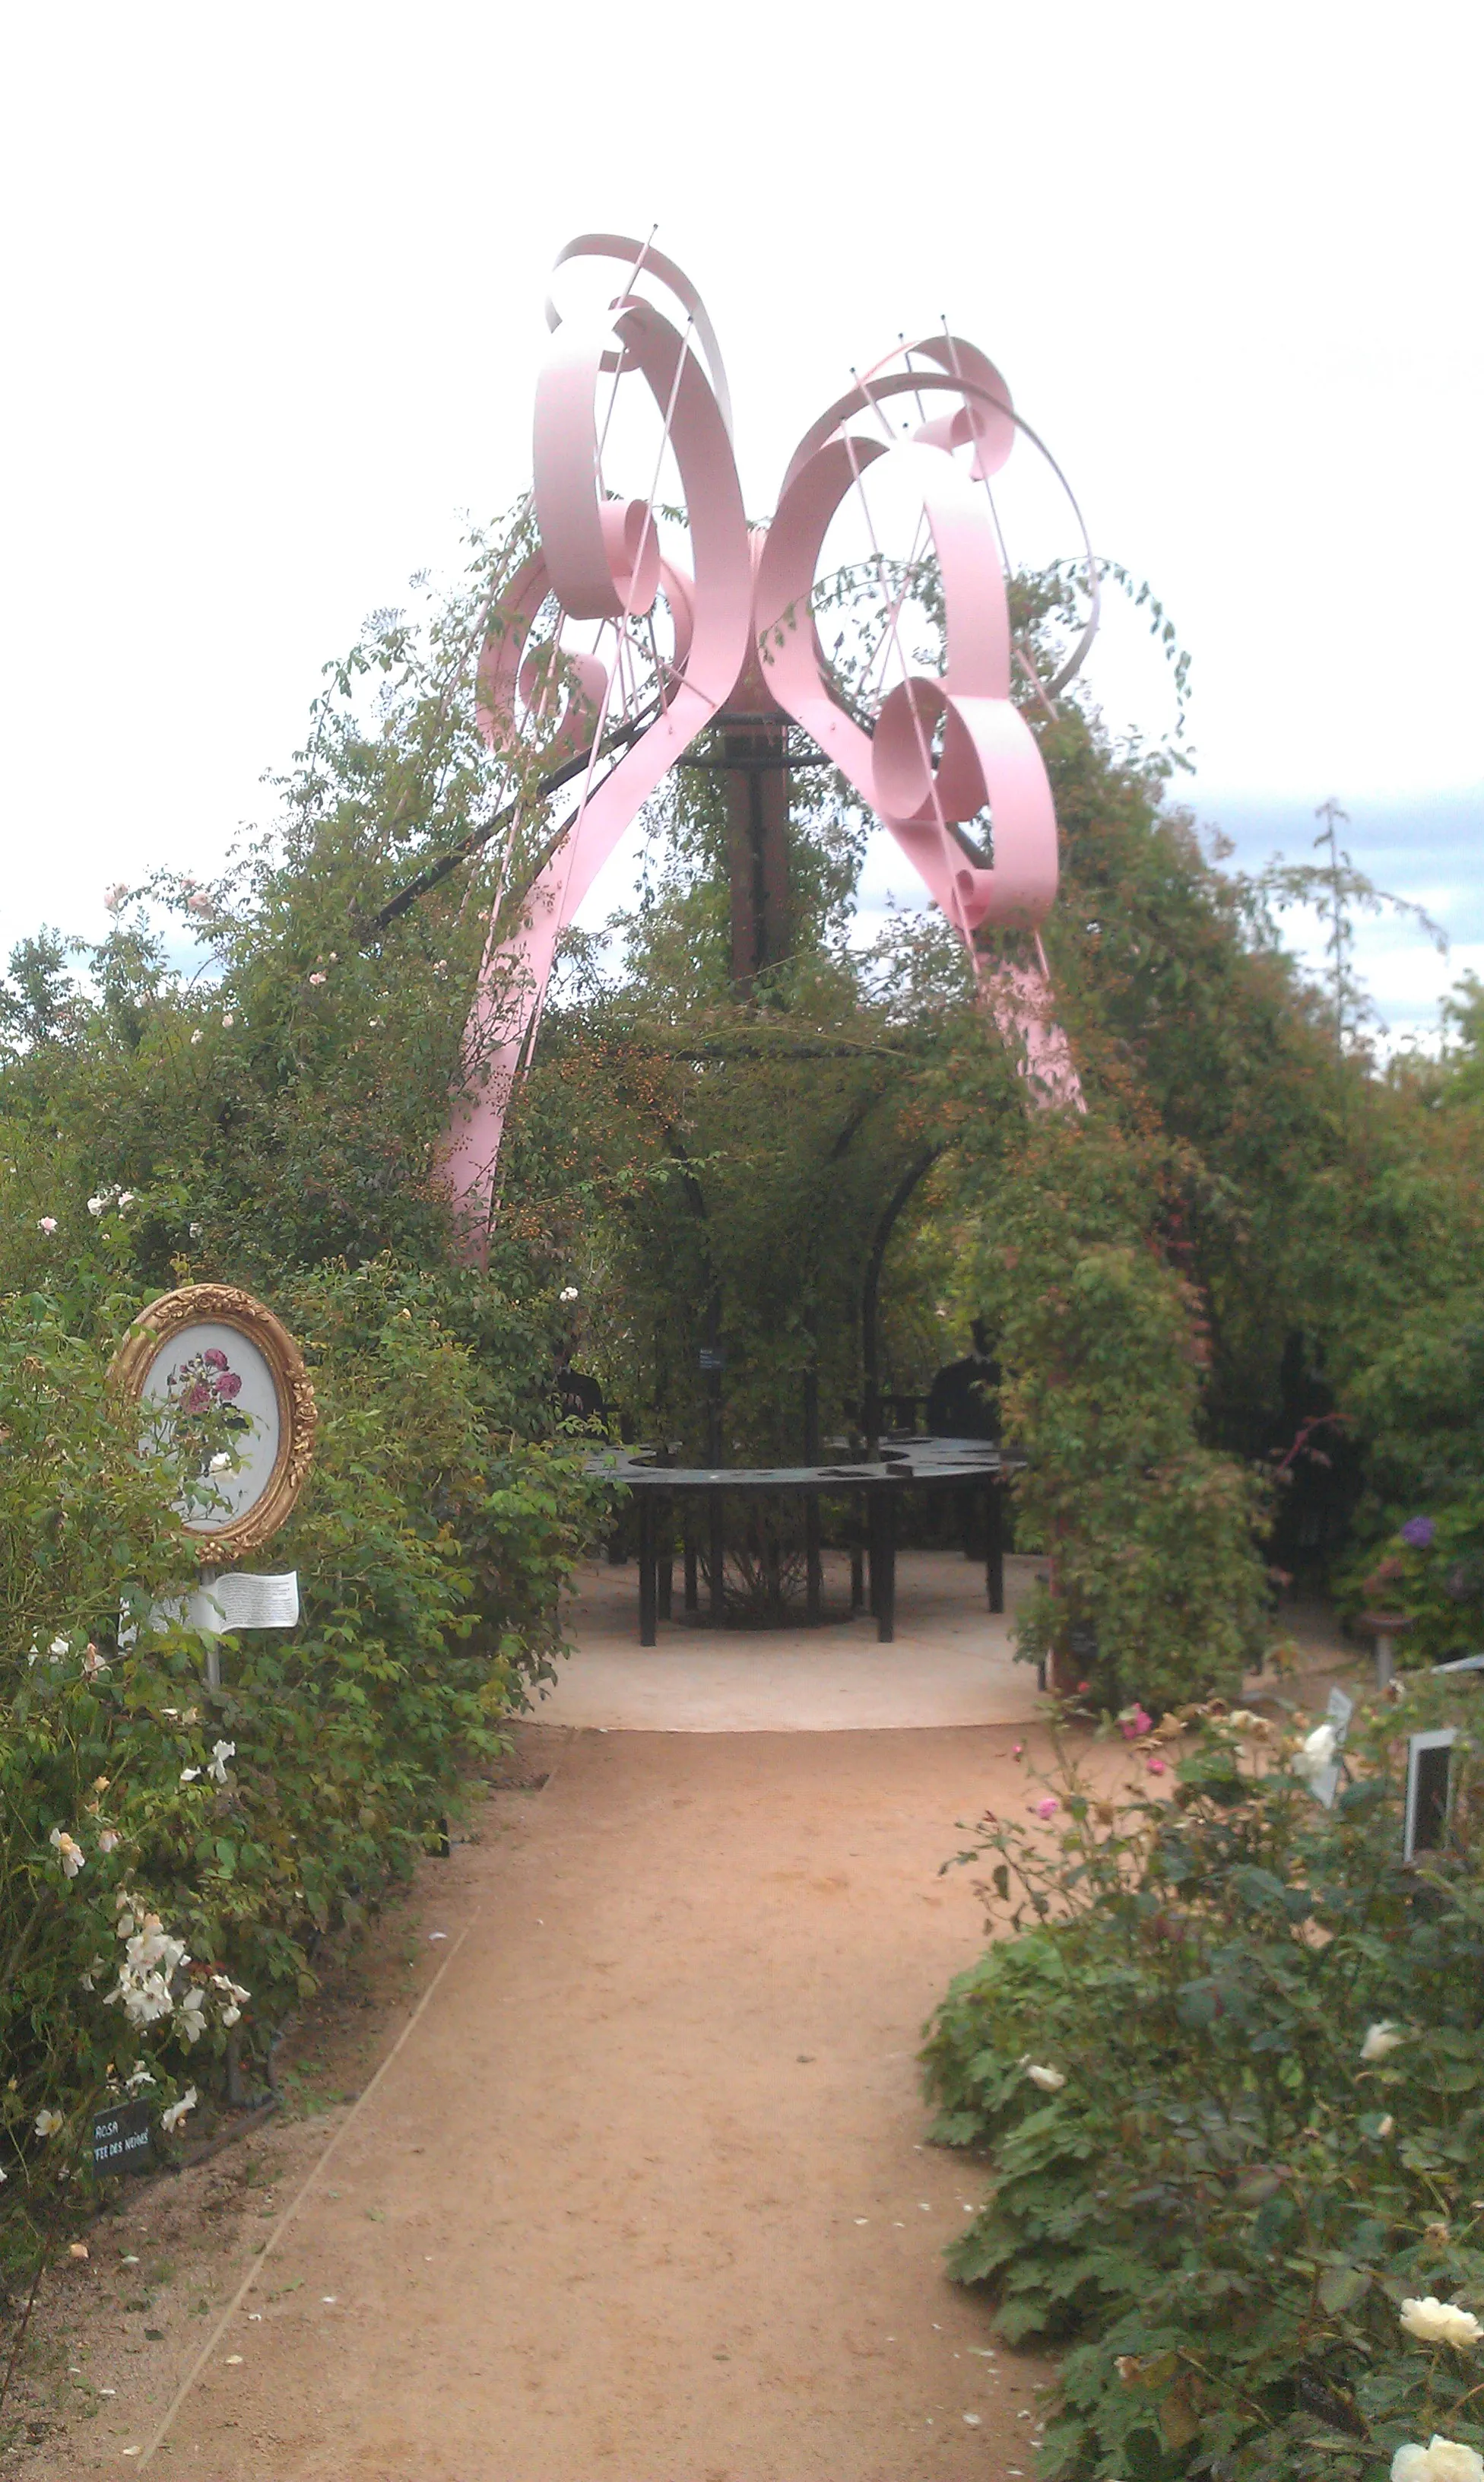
left=176, top=1988, right=208, bottom=2046
left=179, top=1766, right=201, bottom=1783
left=33, top=2109, right=64, bottom=2138
left=1292, top=1721, right=1338, bottom=1785
left=1400, top=2297, right=1483, bottom=2349
left=210, top=1973, right=250, bottom=2025
left=106, top=1909, right=190, bottom=2029
left=207, top=1739, right=236, bottom=1783
left=208, top=1451, right=232, bottom=1474
left=1392, top=2439, right=1484, bottom=2482
left=1025, top=2063, right=1067, bottom=2093
left=49, top=1826, right=85, bottom=1879
left=1362, top=2021, right=1406, bottom=2062
left=125, top=1924, right=186, bottom=1976
left=116, top=1970, right=174, bottom=2027
left=125, top=2065, right=155, bottom=2092
left=160, top=2087, right=198, bottom=2134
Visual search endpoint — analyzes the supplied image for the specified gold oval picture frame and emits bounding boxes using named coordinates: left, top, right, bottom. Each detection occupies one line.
left=110, top=1284, right=316, bottom=1560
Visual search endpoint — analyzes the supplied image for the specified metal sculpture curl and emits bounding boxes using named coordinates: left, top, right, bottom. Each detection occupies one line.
left=441, top=236, right=1093, bottom=1250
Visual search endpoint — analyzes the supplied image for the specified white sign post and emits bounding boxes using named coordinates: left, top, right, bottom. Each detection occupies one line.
left=1303, top=1685, right=1355, bottom=1810
left=1403, top=1728, right=1456, bottom=1865
left=150, top=1571, right=303, bottom=1684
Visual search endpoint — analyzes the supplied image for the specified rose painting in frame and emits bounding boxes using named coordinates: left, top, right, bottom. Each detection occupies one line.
left=110, top=1284, right=316, bottom=1559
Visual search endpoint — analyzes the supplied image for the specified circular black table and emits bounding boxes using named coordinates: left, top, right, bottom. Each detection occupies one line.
left=585, top=1439, right=1023, bottom=1644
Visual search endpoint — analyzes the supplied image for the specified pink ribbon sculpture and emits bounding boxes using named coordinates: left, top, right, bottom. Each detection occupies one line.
left=441, top=235, right=1094, bottom=1254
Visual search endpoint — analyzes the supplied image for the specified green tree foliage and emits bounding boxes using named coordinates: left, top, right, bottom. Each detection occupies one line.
left=0, top=930, right=82, bottom=1053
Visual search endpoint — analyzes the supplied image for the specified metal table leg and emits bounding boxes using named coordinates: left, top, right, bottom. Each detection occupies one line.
left=876, top=1490, right=897, bottom=1643
left=985, top=1477, right=1004, bottom=1615
left=804, top=1490, right=822, bottom=1621
left=763, top=1509, right=782, bottom=1621
left=683, top=1512, right=699, bottom=1613
left=658, top=1533, right=673, bottom=1621
left=638, top=1493, right=658, bottom=1646
left=709, top=1490, right=725, bottom=1619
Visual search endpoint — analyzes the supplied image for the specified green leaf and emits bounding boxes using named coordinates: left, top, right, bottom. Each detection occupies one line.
left=1318, top=2264, right=1371, bottom=2314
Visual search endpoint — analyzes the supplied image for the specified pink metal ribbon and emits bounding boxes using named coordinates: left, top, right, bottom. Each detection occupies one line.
left=439, top=241, right=1089, bottom=1251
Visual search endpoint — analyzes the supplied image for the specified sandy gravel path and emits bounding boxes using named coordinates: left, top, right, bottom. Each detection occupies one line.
left=45, top=1722, right=1051, bottom=2480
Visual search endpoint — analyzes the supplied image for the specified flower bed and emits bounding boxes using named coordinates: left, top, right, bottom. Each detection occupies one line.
left=921, top=1677, right=1484, bottom=2478
left=0, top=1268, right=608, bottom=2285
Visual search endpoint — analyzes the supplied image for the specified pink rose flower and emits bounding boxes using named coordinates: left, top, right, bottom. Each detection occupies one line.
left=1033, top=1796, right=1059, bottom=1820
left=1120, top=1705, right=1153, bottom=1741
left=215, top=1371, right=243, bottom=1400
left=37, top=1217, right=57, bottom=1235
left=1146, top=1755, right=1168, bottom=1776
left=203, top=1348, right=229, bottom=1370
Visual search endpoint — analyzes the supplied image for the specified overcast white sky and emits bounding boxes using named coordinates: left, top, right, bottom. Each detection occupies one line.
left=2, top=0, right=1478, bottom=1037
